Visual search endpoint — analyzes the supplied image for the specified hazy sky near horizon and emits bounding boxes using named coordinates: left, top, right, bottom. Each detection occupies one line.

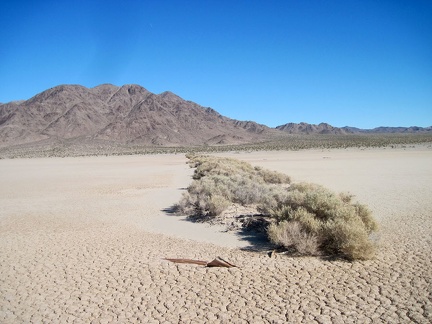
left=1, top=0, right=431, bottom=128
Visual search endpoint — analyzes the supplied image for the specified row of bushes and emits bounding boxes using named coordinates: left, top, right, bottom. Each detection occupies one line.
left=177, top=154, right=379, bottom=261
left=178, top=154, right=291, bottom=217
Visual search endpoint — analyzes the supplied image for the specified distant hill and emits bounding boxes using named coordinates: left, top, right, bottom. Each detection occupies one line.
left=0, top=84, right=274, bottom=148
left=276, top=122, right=432, bottom=135
left=341, top=126, right=432, bottom=134
left=276, top=122, right=349, bottom=135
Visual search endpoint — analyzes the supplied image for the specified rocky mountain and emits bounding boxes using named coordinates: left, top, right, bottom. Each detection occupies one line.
left=1, top=84, right=430, bottom=151
left=276, top=122, right=349, bottom=135
left=276, top=122, right=432, bottom=135
left=0, top=84, right=273, bottom=148
left=342, top=126, right=432, bottom=133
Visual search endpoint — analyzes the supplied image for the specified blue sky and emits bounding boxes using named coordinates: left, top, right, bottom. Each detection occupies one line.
left=0, top=0, right=431, bottom=128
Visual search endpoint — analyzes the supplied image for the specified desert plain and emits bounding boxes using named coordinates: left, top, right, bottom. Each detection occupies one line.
left=0, top=145, right=431, bottom=323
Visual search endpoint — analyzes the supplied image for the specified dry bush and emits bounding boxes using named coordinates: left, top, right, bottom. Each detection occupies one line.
left=177, top=176, right=231, bottom=216
left=178, top=154, right=379, bottom=260
left=179, top=155, right=291, bottom=217
left=267, top=221, right=321, bottom=255
left=324, top=218, right=376, bottom=260
left=209, top=195, right=231, bottom=216
left=254, top=166, right=292, bottom=184
left=268, top=182, right=379, bottom=260
left=187, top=155, right=291, bottom=184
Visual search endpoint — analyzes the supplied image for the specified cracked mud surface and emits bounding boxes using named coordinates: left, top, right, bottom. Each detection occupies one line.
left=1, top=148, right=431, bottom=323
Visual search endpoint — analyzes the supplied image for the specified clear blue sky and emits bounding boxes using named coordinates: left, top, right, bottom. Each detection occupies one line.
left=1, top=0, right=431, bottom=128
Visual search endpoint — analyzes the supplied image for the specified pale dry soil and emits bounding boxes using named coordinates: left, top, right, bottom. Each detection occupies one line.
left=0, top=147, right=431, bottom=323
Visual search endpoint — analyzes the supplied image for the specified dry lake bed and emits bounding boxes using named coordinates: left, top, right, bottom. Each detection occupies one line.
left=1, top=146, right=431, bottom=323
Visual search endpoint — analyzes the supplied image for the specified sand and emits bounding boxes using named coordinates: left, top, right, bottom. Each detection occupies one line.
left=0, top=146, right=431, bottom=323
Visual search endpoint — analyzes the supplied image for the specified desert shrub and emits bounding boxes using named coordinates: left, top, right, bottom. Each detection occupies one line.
left=255, top=166, right=292, bottom=184
left=177, top=175, right=232, bottom=216
left=323, top=218, right=376, bottom=260
left=187, top=155, right=291, bottom=184
left=257, top=185, right=290, bottom=213
left=178, top=154, right=379, bottom=260
left=267, top=221, right=321, bottom=255
left=208, top=195, right=231, bottom=216
left=339, top=192, right=354, bottom=203
left=268, top=182, right=378, bottom=260
left=179, top=155, right=291, bottom=217
left=352, top=203, right=378, bottom=233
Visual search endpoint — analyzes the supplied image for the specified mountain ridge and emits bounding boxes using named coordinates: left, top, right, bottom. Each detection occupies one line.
left=276, top=122, right=431, bottom=135
left=0, top=84, right=430, bottom=149
left=0, top=84, right=275, bottom=148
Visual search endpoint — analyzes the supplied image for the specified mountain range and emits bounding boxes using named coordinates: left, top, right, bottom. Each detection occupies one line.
left=276, top=122, right=431, bottom=135
left=0, top=84, right=430, bottom=148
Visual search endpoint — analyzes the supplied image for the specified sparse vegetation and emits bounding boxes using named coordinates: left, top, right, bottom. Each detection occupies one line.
left=1, top=133, right=431, bottom=159
left=177, top=155, right=290, bottom=218
left=178, top=154, right=379, bottom=261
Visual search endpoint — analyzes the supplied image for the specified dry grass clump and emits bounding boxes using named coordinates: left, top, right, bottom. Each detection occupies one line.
left=178, top=154, right=379, bottom=260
